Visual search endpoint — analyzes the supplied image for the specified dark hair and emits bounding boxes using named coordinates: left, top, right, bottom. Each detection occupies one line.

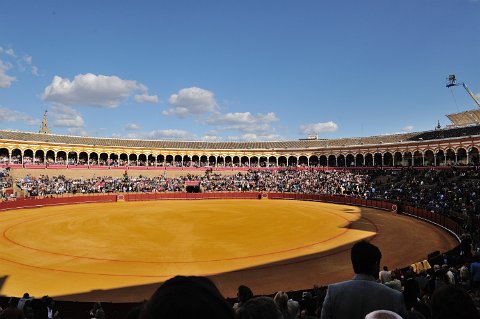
left=431, top=285, right=480, bottom=319
left=351, top=241, right=382, bottom=275
left=238, top=297, right=282, bottom=319
left=238, top=285, right=254, bottom=303
left=140, top=276, right=234, bottom=319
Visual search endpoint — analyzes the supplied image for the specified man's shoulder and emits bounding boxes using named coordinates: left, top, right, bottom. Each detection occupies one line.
left=328, top=279, right=402, bottom=296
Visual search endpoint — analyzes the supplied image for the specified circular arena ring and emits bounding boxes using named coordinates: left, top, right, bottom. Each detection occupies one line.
left=0, top=194, right=458, bottom=302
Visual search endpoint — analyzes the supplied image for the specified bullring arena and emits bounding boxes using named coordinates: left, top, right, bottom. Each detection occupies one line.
left=0, top=122, right=476, bottom=308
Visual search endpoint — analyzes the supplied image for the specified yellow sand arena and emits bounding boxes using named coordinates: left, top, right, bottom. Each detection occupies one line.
left=0, top=199, right=374, bottom=299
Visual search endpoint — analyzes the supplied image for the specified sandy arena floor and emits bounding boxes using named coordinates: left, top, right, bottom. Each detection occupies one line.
left=0, top=199, right=458, bottom=302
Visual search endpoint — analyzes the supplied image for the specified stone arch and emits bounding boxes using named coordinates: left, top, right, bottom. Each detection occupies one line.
left=99, top=152, right=108, bottom=165
left=89, top=152, right=99, bottom=165
left=345, top=154, right=355, bottom=167
left=424, top=150, right=435, bottom=166
left=208, top=155, right=216, bottom=166
left=259, top=156, right=268, bottom=167
left=469, top=147, right=479, bottom=165
left=337, top=154, right=346, bottom=167
left=456, top=147, right=467, bottom=165
left=192, top=155, right=200, bottom=167
left=217, top=156, right=225, bottom=166
left=156, top=154, right=165, bottom=166
left=241, top=156, right=249, bottom=166
left=233, top=156, right=240, bottom=166
left=374, top=153, right=382, bottom=166
left=225, top=156, right=232, bottom=167
left=413, top=151, right=423, bottom=166
left=79, top=152, right=88, bottom=165
left=68, top=151, right=78, bottom=165
left=435, top=149, right=445, bottom=166
left=56, top=151, right=67, bottom=164
left=0, top=148, right=8, bottom=163
left=35, top=150, right=45, bottom=164
left=445, top=149, right=456, bottom=165
left=45, top=150, right=55, bottom=164
left=110, top=153, right=119, bottom=164
left=309, top=155, right=319, bottom=167
left=403, top=152, right=413, bottom=166
left=288, top=156, right=297, bottom=166
left=365, top=153, right=373, bottom=166
left=165, top=155, right=174, bottom=166
left=319, top=155, right=328, bottom=166
left=174, top=155, right=183, bottom=166
left=328, top=155, right=336, bottom=167
left=355, top=154, right=364, bottom=166
left=268, top=156, right=277, bottom=167
left=183, top=155, right=191, bottom=167
left=382, top=152, right=392, bottom=166
left=11, top=148, right=22, bottom=164
left=24, top=149, right=34, bottom=164
left=298, top=156, right=308, bottom=166
left=138, top=154, right=147, bottom=166
left=198, top=155, right=207, bottom=166
left=394, top=152, right=403, bottom=166
left=120, top=153, right=128, bottom=166
left=129, top=154, right=138, bottom=166
left=250, top=156, right=259, bottom=167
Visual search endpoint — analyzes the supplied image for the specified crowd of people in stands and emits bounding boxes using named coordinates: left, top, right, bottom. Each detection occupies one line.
left=9, top=168, right=480, bottom=240
left=12, top=168, right=480, bottom=222
left=2, top=167, right=480, bottom=317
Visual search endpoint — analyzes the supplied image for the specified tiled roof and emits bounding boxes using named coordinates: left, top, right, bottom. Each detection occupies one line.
left=0, top=125, right=478, bottom=150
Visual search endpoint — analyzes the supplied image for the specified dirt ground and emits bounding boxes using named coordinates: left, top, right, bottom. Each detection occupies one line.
left=0, top=199, right=458, bottom=302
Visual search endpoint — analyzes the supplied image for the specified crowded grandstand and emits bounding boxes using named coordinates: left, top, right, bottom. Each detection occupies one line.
left=1, top=120, right=480, bottom=319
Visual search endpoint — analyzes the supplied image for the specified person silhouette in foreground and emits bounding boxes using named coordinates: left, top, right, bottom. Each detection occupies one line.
left=140, top=276, right=234, bottom=319
left=320, top=240, right=408, bottom=319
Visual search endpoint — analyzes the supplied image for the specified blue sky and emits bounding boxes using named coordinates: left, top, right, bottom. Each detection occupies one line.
left=0, top=0, right=479, bottom=141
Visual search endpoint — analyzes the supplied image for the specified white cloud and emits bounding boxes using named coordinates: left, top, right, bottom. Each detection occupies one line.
left=0, top=47, right=39, bottom=79
left=31, top=66, right=39, bottom=76
left=299, top=121, right=338, bottom=135
left=42, top=73, right=151, bottom=107
left=206, top=111, right=279, bottom=134
left=0, top=47, right=16, bottom=58
left=201, top=135, right=222, bottom=141
left=125, top=123, right=142, bottom=131
left=23, top=55, right=32, bottom=64
left=50, top=104, right=85, bottom=128
left=120, top=129, right=193, bottom=140
left=67, top=127, right=88, bottom=136
left=402, top=125, right=414, bottom=132
left=135, top=94, right=158, bottom=104
left=163, top=87, right=218, bottom=118
left=226, top=133, right=283, bottom=141
left=0, top=60, right=16, bottom=88
left=0, top=106, right=38, bottom=125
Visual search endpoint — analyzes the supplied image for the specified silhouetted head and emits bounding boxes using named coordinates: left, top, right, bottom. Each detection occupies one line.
left=351, top=241, right=382, bottom=277
left=140, top=276, right=234, bottom=319
left=365, top=310, right=402, bottom=319
left=237, top=285, right=254, bottom=304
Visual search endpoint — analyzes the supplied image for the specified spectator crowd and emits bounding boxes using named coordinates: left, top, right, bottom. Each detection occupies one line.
left=2, top=167, right=480, bottom=318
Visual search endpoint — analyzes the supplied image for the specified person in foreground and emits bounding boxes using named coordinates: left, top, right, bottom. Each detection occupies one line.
left=320, top=240, right=408, bottom=319
left=139, top=275, right=235, bottom=319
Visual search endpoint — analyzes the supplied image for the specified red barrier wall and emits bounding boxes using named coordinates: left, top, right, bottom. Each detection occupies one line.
left=0, top=195, right=117, bottom=211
